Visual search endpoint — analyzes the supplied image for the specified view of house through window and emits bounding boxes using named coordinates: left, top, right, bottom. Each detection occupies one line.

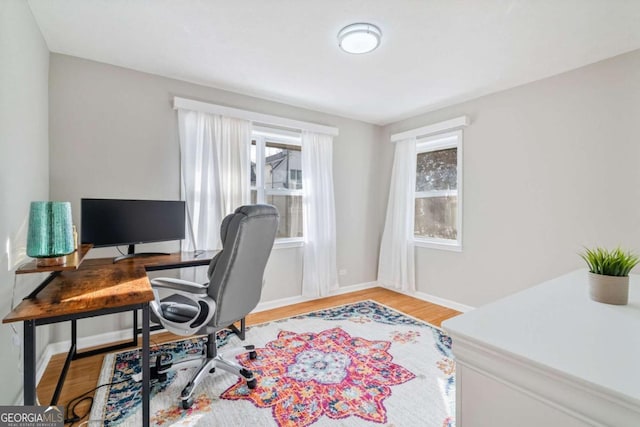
left=251, top=134, right=303, bottom=240
left=414, top=130, right=462, bottom=249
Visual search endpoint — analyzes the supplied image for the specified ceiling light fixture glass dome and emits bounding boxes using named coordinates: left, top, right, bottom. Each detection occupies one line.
left=338, top=23, right=382, bottom=54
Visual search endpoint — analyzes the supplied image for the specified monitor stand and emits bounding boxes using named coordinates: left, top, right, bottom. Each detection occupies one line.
left=113, top=244, right=171, bottom=263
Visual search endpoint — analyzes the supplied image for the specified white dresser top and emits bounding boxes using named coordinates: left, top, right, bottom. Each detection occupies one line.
left=443, top=269, right=640, bottom=404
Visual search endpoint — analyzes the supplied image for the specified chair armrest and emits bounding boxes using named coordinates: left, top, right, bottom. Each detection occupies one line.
left=151, top=277, right=208, bottom=295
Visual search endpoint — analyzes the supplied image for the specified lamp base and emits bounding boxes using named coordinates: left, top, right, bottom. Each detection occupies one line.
left=36, top=256, right=66, bottom=267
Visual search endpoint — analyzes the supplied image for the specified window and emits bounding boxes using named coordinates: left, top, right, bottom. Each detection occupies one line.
left=251, top=128, right=303, bottom=243
left=414, top=130, right=462, bottom=251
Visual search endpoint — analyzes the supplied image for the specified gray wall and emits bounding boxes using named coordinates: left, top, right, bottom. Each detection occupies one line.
left=0, top=1, right=51, bottom=404
left=49, top=54, right=383, bottom=339
left=380, top=49, right=640, bottom=307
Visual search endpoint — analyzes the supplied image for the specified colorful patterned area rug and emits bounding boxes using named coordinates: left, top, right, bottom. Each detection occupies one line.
left=91, top=300, right=455, bottom=426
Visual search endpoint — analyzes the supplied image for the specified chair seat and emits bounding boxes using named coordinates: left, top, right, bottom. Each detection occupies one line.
left=162, top=302, right=199, bottom=322
left=155, top=294, right=200, bottom=323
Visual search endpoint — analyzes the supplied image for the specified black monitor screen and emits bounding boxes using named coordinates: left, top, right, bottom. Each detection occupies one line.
left=81, top=198, right=185, bottom=248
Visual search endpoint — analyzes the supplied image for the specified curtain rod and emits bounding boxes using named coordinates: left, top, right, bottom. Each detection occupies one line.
left=390, top=116, right=469, bottom=142
left=173, top=97, right=339, bottom=137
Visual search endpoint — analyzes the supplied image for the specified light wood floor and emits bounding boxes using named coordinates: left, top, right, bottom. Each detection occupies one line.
left=37, top=287, right=460, bottom=422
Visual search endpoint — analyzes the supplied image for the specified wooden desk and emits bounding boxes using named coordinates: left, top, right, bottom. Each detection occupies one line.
left=3, top=250, right=216, bottom=427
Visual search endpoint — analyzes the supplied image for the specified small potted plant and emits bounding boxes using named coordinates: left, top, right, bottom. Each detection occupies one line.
left=580, top=247, right=639, bottom=305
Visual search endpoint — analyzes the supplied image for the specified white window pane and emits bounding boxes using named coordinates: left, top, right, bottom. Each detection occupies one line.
left=416, top=148, right=457, bottom=192
left=251, top=140, right=257, bottom=187
left=251, top=131, right=304, bottom=240
left=265, top=142, right=302, bottom=190
left=415, top=196, right=457, bottom=239
left=266, top=194, right=303, bottom=238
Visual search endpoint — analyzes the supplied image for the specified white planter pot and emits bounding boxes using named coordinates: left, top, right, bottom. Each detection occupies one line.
left=588, top=272, right=629, bottom=305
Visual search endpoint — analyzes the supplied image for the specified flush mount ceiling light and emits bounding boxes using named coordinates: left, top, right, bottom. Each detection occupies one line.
left=338, top=23, right=382, bottom=54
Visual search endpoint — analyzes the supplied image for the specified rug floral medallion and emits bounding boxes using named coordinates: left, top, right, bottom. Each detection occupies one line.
left=91, top=301, right=456, bottom=427
left=221, top=326, right=416, bottom=426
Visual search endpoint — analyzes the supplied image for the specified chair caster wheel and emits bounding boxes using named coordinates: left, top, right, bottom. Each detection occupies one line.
left=182, top=398, right=193, bottom=409
left=247, top=379, right=257, bottom=389
left=249, top=351, right=257, bottom=360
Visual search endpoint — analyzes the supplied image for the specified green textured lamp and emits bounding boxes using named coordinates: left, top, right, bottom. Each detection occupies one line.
left=27, top=201, right=74, bottom=267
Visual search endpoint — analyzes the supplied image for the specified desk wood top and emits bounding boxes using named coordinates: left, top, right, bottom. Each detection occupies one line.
left=3, top=251, right=217, bottom=324
left=16, top=244, right=93, bottom=274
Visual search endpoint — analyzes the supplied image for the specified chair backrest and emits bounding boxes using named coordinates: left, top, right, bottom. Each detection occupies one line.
left=206, top=204, right=278, bottom=327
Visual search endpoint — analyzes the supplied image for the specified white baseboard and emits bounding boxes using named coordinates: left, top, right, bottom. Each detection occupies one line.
left=13, top=391, right=22, bottom=406
left=252, top=295, right=310, bottom=313
left=331, top=281, right=379, bottom=296
left=46, top=329, right=138, bottom=359
left=252, top=281, right=378, bottom=313
left=403, top=289, right=475, bottom=313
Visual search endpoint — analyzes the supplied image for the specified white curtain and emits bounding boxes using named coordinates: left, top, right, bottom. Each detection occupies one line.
left=301, top=131, right=338, bottom=297
left=177, top=109, right=251, bottom=252
left=378, top=137, right=417, bottom=292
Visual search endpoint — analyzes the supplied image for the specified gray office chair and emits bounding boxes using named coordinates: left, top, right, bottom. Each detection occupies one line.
left=149, top=204, right=278, bottom=409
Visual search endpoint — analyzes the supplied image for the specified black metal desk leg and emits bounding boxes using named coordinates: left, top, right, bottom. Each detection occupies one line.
left=23, top=320, right=36, bottom=405
left=133, top=309, right=138, bottom=343
left=71, top=319, right=77, bottom=348
left=142, top=304, right=150, bottom=427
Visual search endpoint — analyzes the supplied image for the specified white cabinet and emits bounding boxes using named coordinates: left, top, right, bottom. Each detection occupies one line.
left=442, top=270, right=640, bottom=426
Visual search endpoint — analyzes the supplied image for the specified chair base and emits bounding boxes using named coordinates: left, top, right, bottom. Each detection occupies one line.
left=157, top=342, right=258, bottom=409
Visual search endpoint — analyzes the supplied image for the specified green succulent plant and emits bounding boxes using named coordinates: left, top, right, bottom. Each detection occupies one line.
left=580, top=247, right=640, bottom=277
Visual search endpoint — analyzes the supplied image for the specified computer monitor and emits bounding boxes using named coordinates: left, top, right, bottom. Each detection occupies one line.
left=81, top=198, right=185, bottom=262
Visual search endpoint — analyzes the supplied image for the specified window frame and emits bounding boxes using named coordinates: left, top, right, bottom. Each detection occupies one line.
left=251, top=127, right=304, bottom=248
left=413, top=129, right=463, bottom=252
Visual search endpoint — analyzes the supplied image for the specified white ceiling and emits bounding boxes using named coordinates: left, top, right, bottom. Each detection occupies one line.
left=28, top=0, right=640, bottom=125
